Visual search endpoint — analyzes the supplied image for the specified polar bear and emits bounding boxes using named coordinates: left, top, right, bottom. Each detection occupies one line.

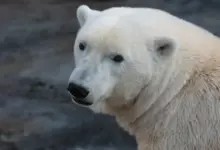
left=67, top=5, right=220, bottom=150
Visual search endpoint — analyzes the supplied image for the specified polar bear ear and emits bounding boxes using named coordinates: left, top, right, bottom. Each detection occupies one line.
left=76, top=5, right=100, bottom=27
left=153, top=36, right=177, bottom=57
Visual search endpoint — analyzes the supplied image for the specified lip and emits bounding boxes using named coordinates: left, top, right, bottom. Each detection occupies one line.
left=71, top=97, right=93, bottom=106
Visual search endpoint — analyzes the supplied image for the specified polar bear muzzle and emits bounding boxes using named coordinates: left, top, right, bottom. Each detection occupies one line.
left=67, top=82, right=92, bottom=106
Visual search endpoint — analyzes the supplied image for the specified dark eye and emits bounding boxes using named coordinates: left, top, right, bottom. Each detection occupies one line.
left=157, top=43, right=171, bottom=54
left=79, top=42, right=86, bottom=51
left=112, top=54, right=124, bottom=63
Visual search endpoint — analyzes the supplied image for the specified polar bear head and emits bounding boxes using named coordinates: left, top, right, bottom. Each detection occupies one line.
left=67, top=5, right=178, bottom=113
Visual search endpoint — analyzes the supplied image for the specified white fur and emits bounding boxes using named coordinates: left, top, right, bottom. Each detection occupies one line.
left=68, top=5, right=220, bottom=150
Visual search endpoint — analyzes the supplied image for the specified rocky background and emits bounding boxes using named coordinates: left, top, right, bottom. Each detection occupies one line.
left=0, top=0, right=220, bottom=150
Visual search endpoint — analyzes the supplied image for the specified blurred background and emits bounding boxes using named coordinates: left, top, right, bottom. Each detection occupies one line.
left=0, top=0, right=220, bottom=150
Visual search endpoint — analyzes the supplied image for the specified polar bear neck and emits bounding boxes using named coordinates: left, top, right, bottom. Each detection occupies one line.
left=113, top=61, right=190, bottom=135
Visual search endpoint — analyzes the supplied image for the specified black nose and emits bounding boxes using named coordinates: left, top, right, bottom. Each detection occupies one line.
left=67, top=83, right=89, bottom=99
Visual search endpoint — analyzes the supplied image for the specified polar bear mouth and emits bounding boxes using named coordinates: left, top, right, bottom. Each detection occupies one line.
left=71, top=97, right=93, bottom=106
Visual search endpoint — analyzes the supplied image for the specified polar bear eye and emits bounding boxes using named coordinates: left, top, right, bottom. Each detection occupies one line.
left=79, top=42, right=86, bottom=51
left=111, top=54, right=124, bottom=63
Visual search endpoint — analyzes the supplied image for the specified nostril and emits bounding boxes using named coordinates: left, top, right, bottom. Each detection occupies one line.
left=67, top=83, right=89, bottom=99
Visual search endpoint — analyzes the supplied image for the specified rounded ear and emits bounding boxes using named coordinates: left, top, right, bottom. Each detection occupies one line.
left=153, top=36, right=177, bottom=57
left=76, top=5, right=100, bottom=27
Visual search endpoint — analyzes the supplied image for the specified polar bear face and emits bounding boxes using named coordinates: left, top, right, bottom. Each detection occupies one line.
left=67, top=5, right=178, bottom=113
